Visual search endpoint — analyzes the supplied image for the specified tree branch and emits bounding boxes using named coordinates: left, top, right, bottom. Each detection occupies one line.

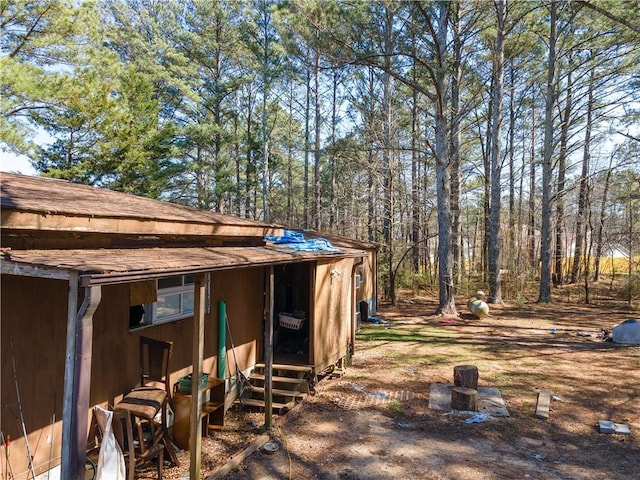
left=575, top=1, right=640, bottom=34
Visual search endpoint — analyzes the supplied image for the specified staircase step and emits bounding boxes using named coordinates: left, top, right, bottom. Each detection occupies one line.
left=255, top=363, right=312, bottom=374
left=249, top=374, right=306, bottom=385
left=247, top=385, right=307, bottom=398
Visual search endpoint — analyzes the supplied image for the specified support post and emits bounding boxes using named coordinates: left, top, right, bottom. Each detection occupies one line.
left=61, top=277, right=102, bottom=480
left=264, top=266, right=274, bottom=429
left=189, top=273, right=207, bottom=479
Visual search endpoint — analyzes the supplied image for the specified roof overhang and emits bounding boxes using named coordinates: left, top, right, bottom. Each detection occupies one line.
left=1, top=245, right=367, bottom=287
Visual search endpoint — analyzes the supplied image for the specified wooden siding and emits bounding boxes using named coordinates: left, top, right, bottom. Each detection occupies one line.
left=312, top=258, right=354, bottom=370
left=1, top=229, right=269, bottom=250
left=356, top=250, right=377, bottom=314
left=1, top=275, right=69, bottom=477
left=210, top=267, right=265, bottom=375
left=0, top=266, right=269, bottom=478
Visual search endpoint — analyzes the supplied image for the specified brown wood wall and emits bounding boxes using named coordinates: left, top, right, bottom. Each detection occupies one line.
left=0, top=257, right=366, bottom=477
left=0, top=266, right=267, bottom=478
left=1, top=275, right=69, bottom=478
left=210, top=267, right=265, bottom=375
left=312, top=258, right=354, bottom=370
left=356, top=250, right=377, bottom=311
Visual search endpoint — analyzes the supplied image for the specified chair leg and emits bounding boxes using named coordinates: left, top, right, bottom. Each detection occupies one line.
left=157, top=445, right=164, bottom=480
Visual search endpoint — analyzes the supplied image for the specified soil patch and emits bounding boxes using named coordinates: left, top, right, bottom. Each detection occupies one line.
left=156, top=291, right=639, bottom=480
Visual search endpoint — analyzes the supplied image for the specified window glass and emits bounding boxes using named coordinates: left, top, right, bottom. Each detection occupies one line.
left=157, top=293, right=182, bottom=320
left=130, top=274, right=208, bottom=330
left=183, top=291, right=194, bottom=314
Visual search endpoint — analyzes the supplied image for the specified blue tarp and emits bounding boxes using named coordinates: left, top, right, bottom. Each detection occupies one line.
left=265, top=230, right=338, bottom=252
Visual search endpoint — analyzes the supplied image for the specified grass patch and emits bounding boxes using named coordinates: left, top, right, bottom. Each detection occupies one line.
left=357, top=327, right=456, bottom=346
left=388, top=399, right=404, bottom=414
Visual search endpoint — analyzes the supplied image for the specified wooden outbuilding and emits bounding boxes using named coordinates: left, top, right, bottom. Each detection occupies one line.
left=0, top=173, right=377, bottom=479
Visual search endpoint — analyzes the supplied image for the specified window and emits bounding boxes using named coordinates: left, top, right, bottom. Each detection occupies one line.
left=152, top=274, right=196, bottom=323
left=130, top=274, right=209, bottom=330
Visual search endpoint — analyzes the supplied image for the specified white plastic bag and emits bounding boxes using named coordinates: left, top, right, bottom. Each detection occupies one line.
left=94, top=406, right=126, bottom=480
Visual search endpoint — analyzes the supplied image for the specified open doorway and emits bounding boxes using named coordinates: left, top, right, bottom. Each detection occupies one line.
left=273, top=262, right=311, bottom=365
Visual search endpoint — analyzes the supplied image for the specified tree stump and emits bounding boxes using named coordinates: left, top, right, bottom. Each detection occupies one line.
left=451, top=386, right=478, bottom=411
left=454, top=365, right=478, bottom=390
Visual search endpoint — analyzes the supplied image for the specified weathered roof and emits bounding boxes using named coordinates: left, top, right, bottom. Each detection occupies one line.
left=1, top=174, right=368, bottom=285
left=296, top=229, right=378, bottom=250
left=2, top=244, right=366, bottom=286
left=1, top=172, right=282, bottom=237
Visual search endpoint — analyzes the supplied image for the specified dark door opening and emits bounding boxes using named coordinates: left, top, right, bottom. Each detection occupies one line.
left=272, top=263, right=310, bottom=364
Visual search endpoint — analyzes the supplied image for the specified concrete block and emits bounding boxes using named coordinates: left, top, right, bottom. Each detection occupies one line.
left=599, top=420, right=631, bottom=435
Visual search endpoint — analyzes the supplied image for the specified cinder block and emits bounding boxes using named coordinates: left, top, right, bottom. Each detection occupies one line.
left=599, top=420, right=630, bottom=435
left=599, top=420, right=615, bottom=434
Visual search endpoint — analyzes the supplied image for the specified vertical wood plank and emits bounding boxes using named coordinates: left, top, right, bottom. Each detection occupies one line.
left=61, top=272, right=79, bottom=480
left=264, top=266, right=274, bottom=429
left=190, top=273, right=207, bottom=479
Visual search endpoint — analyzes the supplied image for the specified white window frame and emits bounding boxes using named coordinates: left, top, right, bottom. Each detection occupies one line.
left=139, top=274, right=210, bottom=327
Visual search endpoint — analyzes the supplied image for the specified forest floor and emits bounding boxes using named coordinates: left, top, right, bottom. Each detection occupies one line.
left=156, top=284, right=640, bottom=480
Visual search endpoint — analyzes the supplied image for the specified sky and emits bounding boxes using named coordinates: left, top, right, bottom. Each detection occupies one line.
left=0, top=150, right=37, bottom=176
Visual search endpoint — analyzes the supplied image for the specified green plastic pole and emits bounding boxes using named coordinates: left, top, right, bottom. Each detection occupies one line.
left=218, top=301, right=226, bottom=379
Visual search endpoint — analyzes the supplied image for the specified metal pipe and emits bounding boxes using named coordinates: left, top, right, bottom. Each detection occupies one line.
left=218, top=301, right=226, bottom=379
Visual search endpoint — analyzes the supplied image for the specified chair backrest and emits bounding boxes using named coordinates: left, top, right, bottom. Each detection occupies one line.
left=139, top=336, right=173, bottom=391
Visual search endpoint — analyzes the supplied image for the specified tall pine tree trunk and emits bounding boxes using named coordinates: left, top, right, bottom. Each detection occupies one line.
left=508, top=59, right=516, bottom=282
left=570, top=54, right=596, bottom=284
left=313, top=49, right=321, bottom=230
left=488, top=0, right=506, bottom=304
left=538, top=0, right=558, bottom=303
left=554, top=65, right=573, bottom=286
left=367, top=68, right=376, bottom=242
left=329, top=69, right=338, bottom=231
left=411, top=87, right=420, bottom=273
left=434, top=0, right=456, bottom=315
left=303, top=62, right=311, bottom=229
left=528, top=102, right=537, bottom=271
left=382, top=5, right=395, bottom=304
left=593, top=154, right=614, bottom=281
left=450, top=0, right=462, bottom=287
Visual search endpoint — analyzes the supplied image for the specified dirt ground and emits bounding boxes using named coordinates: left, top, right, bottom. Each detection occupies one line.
left=157, top=287, right=640, bottom=480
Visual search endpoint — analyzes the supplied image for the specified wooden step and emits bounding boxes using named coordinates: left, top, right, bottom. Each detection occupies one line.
left=254, top=363, right=313, bottom=374
left=246, top=385, right=307, bottom=399
left=249, top=374, right=306, bottom=385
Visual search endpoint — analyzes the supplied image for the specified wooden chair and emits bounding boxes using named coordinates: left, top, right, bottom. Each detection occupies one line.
left=137, top=336, right=174, bottom=411
left=115, top=336, right=179, bottom=467
left=111, top=409, right=164, bottom=480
